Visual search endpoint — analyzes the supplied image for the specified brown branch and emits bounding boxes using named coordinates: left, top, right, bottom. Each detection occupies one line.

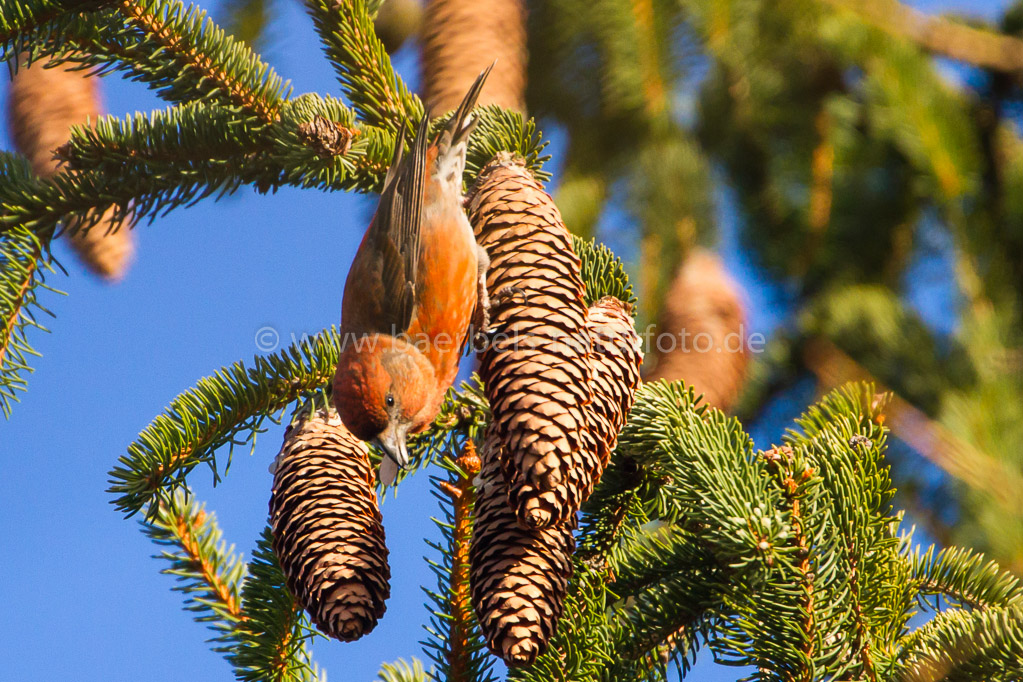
left=115, top=0, right=280, bottom=123
left=170, top=507, right=243, bottom=619
left=631, top=0, right=667, bottom=117
left=803, top=337, right=1023, bottom=517
left=824, top=0, right=1023, bottom=73
left=0, top=244, right=40, bottom=373
left=848, top=553, right=878, bottom=682
left=760, top=446, right=817, bottom=681
left=443, top=440, right=482, bottom=682
left=808, top=108, right=834, bottom=235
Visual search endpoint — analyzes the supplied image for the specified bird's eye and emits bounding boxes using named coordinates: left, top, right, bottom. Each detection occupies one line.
left=385, top=393, right=395, bottom=408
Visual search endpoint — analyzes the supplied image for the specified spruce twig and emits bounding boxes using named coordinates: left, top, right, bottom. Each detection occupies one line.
left=144, top=494, right=246, bottom=641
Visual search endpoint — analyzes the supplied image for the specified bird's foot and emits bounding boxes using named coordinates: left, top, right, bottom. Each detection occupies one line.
left=492, top=286, right=528, bottom=307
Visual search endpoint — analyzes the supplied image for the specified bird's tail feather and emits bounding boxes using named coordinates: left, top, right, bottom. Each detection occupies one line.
left=434, top=63, right=494, bottom=171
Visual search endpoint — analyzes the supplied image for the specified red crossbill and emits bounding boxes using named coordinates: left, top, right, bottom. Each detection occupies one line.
left=333, top=69, right=491, bottom=485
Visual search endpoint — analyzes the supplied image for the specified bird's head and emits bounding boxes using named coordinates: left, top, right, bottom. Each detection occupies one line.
left=333, top=335, right=436, bottom=471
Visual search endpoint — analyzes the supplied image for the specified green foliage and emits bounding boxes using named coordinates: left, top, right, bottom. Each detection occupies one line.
left=573, top=234, right=637, bottom=307
left=377, top=658, right=429, bottom=682
left=0, top=223, right=60, bottom=417
left=908, top=543, right=1023, bottom=611
left=620, top=382, right=787, bottom=567
left=225, top=527, right=322, bottom=682
left=144, top=493, right=247, bottom=643
left=146, top=497, right=320, bottom=681
left=305, top=0, right=422, bottom=131
left=421, top=459, right=498, bottom=682
left=8, top=2, right=289, bottom=118
left=464, top=106, right=551, bottom=185
left=5, top=0, right=1023, bottom=679
left=885, top=605, right=1023, bottom=681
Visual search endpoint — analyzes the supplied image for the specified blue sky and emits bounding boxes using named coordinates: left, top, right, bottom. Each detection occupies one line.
left=0, top=1, right=1009, bottom=680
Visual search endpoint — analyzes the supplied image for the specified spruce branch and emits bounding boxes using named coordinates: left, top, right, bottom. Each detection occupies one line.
left=886, top=604, right=1023, bottom=681
left=422, top=443, right=497, bottom=682
left=804, top=338, right=1023, bottom=516
left=572, top=235, right=637, bottom=307
left=0, top=224, right=59, bottom=417
left=225, top=527, right=322, bottom=682
left=464, top=107, right=551, bottom=185
left=59, top=96, right=390, bottom=195
left=60, top=101, right=265, bottom=172
left=110, top=0, right=287, bottom=123
left=786, top=385, right=897, bottom=680
left=108, top=327, right=343, bottom=518
left=5, top=7, right=286, bottom=117
left=756, top=444, right=825, bottom=680
left=144, top=493, right=246, bottom=642
left=305, top=0, right=422, bottom=132
left=823, top=0, right=1023, bottom=73
left=618, top=381, right=788, bottom=568
left=376, top=659, right=429, bottom=682
left=0, top=0, right=112, bottom=48
left=908, top=544, right=1023, bottom=612
left=606, top=524, right=722, bottom=672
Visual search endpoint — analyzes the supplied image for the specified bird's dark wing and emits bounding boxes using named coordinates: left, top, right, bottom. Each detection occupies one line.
left=372, top=114, right=430, bottom=333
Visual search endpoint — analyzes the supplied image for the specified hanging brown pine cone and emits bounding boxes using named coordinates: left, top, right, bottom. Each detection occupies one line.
left=269, top=406, right=390, bottom=641
left=646, top=248, right=748, bottom=411
left=467, top=152, right=594, bottom=530
left=7, top=58, right=134, bottom=281
left=421, top=0, right=526, bottom=113
left=469, top=434, right=575, bottom=666
left=468, top=298, right=642, bottom=665
left=586, top=296, right=643, bottom=471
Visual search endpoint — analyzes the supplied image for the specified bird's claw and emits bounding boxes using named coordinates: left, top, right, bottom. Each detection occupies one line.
left=493, top=286, right=528, bottom=307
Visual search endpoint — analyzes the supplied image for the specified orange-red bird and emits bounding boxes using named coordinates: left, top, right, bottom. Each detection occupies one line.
left=333, top=69, right=491, bottom=485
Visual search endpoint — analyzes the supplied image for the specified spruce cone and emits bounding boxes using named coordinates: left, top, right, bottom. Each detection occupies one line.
left=468, top=153, right=593, bottom=530
left=374, top=0, right=423, bottom=53
left=269, top=407, right=390, bottom=641
left=7, top=58, right=133, bottom=280
left=646, top=249, right=748, bottom=411
left=422, top=0, right=526, bottom=113
left=467, top=299, right=641, bottom=666
left=469, top=435, right=575, bottom=666
left=586, top=296, right=643, bottom=469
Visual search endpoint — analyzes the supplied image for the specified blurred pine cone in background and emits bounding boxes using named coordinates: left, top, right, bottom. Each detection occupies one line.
left=8, top=58, right=134, bottom=281
left=645, top=248, right=748, bottom=411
